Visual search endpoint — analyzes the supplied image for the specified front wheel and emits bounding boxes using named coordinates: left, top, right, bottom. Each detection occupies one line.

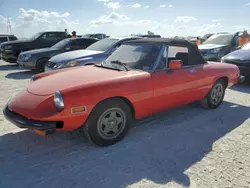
left=36, top=58, right=49, bottom=73
left=83, top=99, right=132, bottom=147
left=200, top=80, right=226, bottom=109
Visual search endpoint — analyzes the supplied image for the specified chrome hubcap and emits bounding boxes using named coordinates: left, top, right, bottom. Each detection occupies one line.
left=97, top=108, right=126, bottom=140
left=211, top=83, right=224, bottom=105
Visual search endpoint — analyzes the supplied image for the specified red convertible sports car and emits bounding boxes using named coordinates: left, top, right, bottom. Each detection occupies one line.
left=3, top=38, right=244, bottom=146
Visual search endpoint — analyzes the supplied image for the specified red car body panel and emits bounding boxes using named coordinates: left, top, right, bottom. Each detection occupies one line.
left=7, top=61, right=240, bottom=131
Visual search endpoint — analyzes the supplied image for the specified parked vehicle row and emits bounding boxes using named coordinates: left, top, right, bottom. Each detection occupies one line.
left=17, top=37, right=99, bottom=72
left=0, top=31, right=71, bottom=63
left=82, top=33, right=109, bottom=40
left=3, top=38, right=245, bottom=147
left=221, top=41, right=250, bottom=81
left=45, top=36, right=141, bottom=71
left=2, top=30, right=248, bottom=80
left=198, top=33, right=238, bottom=62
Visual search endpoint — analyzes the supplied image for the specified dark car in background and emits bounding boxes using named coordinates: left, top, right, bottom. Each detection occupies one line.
left=0, top=35, right=18, bottom=44
left=188, top=33, right=214, bottom=45
left=221, top=41, right=250, bottom=81
left=82, top=33, right=109, bottom=40
left=17, top=37, right=98, bottom=72
left=45, top=36, right=141, bottom=71
left=141, top=34, right=161, bottom=38
left=0, top=31, right=71, bottom=63
left=198, top=33, right=238, bottom=61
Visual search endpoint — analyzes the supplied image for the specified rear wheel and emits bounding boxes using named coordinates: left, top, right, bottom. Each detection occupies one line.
left=83, top=98, right=132, bottom=147
left=36, top=58, right=49, bottom=73
left=200, top=80, right=226, bottom=109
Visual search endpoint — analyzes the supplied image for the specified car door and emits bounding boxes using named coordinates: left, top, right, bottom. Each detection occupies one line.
left=151, top=45, right=205, bottom=114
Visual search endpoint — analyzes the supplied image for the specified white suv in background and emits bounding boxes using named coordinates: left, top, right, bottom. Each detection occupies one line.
left=0, top=35, right=18, bottom=44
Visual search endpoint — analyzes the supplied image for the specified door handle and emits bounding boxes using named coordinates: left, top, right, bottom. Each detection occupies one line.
left=189, top=69, right=196, bottom=73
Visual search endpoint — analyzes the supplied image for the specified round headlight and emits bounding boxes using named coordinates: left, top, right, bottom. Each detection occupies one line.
left=54, top=91, right=64, bottom=111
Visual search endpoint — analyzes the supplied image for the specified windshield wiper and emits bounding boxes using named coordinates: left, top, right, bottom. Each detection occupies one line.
left=110, top=60, right=129, bottom=71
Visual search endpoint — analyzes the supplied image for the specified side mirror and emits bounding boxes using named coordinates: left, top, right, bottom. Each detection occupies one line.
left=169, top=60, right=182, bottom=70
left=65, top=46, right=71, bottom=50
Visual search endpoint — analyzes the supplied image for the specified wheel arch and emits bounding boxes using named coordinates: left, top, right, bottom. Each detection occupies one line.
left=204, top=76, right=229, bottom=97
left=89, top=96, right=135, bottom=119
left=35, top=57, right=50, bottom=68
left=217, top=76, right=229, bottom=88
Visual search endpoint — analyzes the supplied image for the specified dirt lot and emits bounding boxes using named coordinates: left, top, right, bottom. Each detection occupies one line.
left=0, top=60, right=250, bottom=188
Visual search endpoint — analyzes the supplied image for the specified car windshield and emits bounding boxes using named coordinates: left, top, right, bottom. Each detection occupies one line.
left=202, top=34, right=234, bottom=45
left=51, top=39, right=71, bottom=49
left=242, top=42, right=250, bottom=50
left=86, top=38, right=118, bottom=51
left=102, top=43, right=161, bottom=71
left=29, top=32, right=43, bottom=40
left=0, top=37, right=8, bottom=43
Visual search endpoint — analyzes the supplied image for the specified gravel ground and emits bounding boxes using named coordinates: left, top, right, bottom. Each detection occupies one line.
left=0, top=60, right=250, bottom=188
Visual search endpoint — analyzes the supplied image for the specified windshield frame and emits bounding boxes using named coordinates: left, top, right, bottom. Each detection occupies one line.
left=202, top=34, right=234, bottom=45
left=51, top=38, right=71, bottom=49
left=29, top=32, right=44, bottom=40
left=86, top=38, right=119, bottom=52
left=100, top=43, right=163, bottom=72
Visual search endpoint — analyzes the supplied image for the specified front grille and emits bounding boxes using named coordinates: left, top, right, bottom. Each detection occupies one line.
left=17, top=54, right=23, bottom=61
left=0, top=45, right=4, bottom=53
left=46, top=61, right=56, bottom=68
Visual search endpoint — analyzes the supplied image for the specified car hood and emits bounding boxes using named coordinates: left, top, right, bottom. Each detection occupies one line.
left=20, top=47, right=58, bottom=55
left=223, top=49, right=250, bottom=60
left=198, top=44, right=227, bottom=50
left=49, top=49, right=104, bottom=64
left=1, top=39, right=32, bottom=46
left=27, top=65, right=130, bottom=95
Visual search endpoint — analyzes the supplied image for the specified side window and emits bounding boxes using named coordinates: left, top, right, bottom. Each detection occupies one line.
left=168, top=46, right=188, bottom=67
left=78, top=39, right=97, bottom=49
left=0, top=37, right=8, bottom=43
left=95, top=34, right=103, bottom=39
left=57, top=32, right=68, bottom=40
left=70, top=40, right=79, bottom=48
left=9, top=36, right=17, bottom=41
left=41, top=33, right=58, bottom=41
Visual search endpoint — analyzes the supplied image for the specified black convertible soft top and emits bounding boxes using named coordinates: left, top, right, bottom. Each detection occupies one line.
left=123, top=38, right=207, bottom=65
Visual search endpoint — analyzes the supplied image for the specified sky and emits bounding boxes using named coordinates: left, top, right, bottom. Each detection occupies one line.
left=0, top=0, right=250, bottom=38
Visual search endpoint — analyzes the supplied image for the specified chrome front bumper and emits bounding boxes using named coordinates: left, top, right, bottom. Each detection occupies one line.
left=238, top=75, right=245, bottom=84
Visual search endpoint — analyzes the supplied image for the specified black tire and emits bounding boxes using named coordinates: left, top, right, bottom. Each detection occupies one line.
left=36, top=58, right=49, bottom=73
left=200, top=79, right=226, bottom=109
left=83, top=98, right=132, bottom=147
left=244, top=76, right=250, bottom=84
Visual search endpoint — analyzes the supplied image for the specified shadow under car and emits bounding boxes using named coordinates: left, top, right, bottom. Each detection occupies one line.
left=0, top=101, right=249, bottom=188
left=5, top=70, right=36, bottom=80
